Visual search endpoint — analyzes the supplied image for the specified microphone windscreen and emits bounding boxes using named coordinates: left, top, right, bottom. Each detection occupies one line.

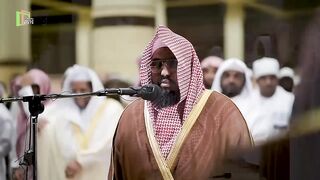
left=139, top=84, right=161, bottom=101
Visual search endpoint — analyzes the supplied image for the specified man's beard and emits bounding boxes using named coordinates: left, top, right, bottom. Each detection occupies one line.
left=153, top=88, right=180, bottom=108
left=221, top=84, right=242, bottom=98
left=223, top=91, right=239, bottom=98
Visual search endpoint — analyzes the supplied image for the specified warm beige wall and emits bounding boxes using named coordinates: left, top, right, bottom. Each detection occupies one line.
left=0, top=66, right=26, bottom=89
left=0, top=0, right=30, bottom=85
left=0, top=0, right=30, bottom=61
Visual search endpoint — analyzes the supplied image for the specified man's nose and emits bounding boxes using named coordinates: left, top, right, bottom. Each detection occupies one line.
left=227, top=76, right=236, bottom=83
left=265, top=77, right=272, bottom=84
left=161, top=65, right=170, bottom=77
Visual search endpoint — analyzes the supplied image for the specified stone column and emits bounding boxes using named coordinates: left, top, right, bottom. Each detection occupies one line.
left=224, top=1, right=245, bottom=60
left=155, top=0, right=167, bottom=26
left=76, top=13, right=92, bottom=67
left=91, top=0, right=166, bottom=83
left=0, top=0, right=30, bottom=85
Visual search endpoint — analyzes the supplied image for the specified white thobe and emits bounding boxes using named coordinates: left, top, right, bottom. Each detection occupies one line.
left=38, top=98, right=123, bottom=180
left=246, top=86, right=294, bottom=145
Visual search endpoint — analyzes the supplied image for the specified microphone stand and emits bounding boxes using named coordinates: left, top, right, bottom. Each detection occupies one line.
left=1, top=95, right=45, bottom=180
left=0, top=87, right=145, bottom=180
left=24, top=96, right=44, bottom=180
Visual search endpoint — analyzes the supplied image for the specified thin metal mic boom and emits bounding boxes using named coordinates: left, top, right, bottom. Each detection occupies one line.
left=0, top=84, right=160, bottom=180
left=0, top=84, right=161, bottom=103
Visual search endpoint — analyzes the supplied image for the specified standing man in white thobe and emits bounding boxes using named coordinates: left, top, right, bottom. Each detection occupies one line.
left=248, top=57, right=294, bottom=145
left=39, top=65, right=123, bottom=180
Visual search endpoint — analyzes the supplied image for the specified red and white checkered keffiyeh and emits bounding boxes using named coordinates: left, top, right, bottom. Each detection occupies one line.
left=140, top=26, right=205, bottom=158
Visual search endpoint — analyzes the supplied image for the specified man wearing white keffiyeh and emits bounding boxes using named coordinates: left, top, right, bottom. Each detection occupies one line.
left=37, top=65, right=124, bottom=180
left=110, top=26, right=252, bottom=180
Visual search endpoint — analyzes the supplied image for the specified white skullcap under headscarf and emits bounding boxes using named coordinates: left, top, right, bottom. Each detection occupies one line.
left=64, top=64, right=80, bottom=77
left=253, top=57, right=280, bottom=79
left=279, top=67, right=294, bottom=79
left=201, top=56, right=223, bottom=69
left=68, top=68, right=91, bottom=82
left=63, top=65, right=103, bottom=92
left=212, top=58, right=253, bottom=97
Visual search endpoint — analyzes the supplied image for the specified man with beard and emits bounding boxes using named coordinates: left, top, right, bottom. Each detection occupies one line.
left=247, top=57, right=294, bottom=145
left=211, top=58, right=253, bottom=121
left=110, top=26, right=252, bottom=180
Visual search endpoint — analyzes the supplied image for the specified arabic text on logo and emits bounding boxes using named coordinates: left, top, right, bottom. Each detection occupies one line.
left=16, top=10, right=34, bottom=26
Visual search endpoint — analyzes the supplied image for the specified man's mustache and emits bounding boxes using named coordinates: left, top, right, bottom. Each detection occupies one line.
left=159, top=77, right=176, bottom=84
left=161, top=77, right=172, bottom=81
left=225, top=83, right=237, bottom=88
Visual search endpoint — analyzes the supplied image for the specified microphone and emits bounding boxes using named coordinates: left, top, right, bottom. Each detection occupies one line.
left=0, top=85, right=162, bottom=103
left=138, top=84, right=162, bottom=101
left=97, top=84, right=161, bottom=101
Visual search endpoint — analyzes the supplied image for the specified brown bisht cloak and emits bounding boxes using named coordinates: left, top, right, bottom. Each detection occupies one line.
left=110, top=92, right=252, bottom=180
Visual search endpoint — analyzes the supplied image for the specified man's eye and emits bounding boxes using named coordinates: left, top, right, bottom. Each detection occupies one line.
left=168, top=61, right=177, bottom=68
left=151, top=62, right=162, bottom=68
left=156, top=62, right=162, bottom=69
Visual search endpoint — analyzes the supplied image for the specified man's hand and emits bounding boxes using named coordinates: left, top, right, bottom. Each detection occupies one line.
left=12, top=167, right=24, bottom=180
left=65, top=160, right=82, bottom=179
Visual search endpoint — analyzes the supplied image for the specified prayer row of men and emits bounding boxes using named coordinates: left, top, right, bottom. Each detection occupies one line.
left=0, top=26, right=296, bottom=180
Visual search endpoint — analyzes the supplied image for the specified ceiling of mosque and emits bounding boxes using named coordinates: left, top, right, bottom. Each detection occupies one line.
left=30, top=0, right=320, bottom=20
